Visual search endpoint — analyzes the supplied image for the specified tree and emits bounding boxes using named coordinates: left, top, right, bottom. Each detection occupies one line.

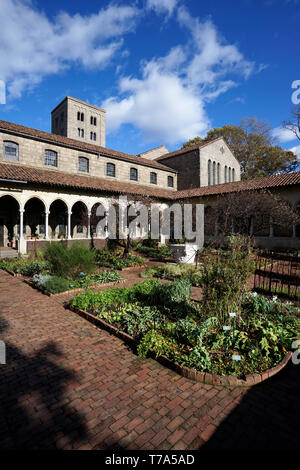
left=78, top=192, right=163, bottom=259
left=204, top=190, right=299, bottom=239
left=282, top=104, right=300, bottom=141
left=182, top=117, right=299, bottom=179
left=182, top=136, right=203, bottom=148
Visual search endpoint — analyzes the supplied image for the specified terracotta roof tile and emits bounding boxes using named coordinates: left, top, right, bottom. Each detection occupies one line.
left=155, top=137, right=224, bottom=161
left=0, top=120, right=176, bottom=173
left=176, top=172, right=300, bottom=199
left=0, top=162, right=298, bottom=202
left=0, top=162, right=175, bottom=200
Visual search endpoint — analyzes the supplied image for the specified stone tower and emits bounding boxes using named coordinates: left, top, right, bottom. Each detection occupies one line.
left=51, top=96, right=106, bottom=147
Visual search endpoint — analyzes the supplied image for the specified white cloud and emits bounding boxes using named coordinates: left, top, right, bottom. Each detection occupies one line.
left=0, top=0, right=140, bottom=98
left=103, top=56, right=209, bottom=144
left=290, top=144, right=300, bottom=157
left=104, top=6, right=256, bottom=145
left=177, top=6, right=254, bottom=87
left=146, top=0, right=178, bottom=16
left=272, top=126, right=298, bottom=143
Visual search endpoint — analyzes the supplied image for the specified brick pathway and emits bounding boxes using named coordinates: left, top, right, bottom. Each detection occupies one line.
left=0, top=270, right=299, bottom=450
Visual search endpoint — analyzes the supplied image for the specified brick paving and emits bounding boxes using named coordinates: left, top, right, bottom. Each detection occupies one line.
left=0, top=270, right=300, bottom=450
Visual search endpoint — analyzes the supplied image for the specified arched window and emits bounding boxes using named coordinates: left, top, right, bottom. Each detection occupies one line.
left=94, top=117, right=97, bottom=126
left=45, top=149, right=58, bottom=167
left=228, top=167, right=231, bottom=182
left=208, top=160, right=211, bottom=186
left=81, top=129, right=84, bottom=138
left=213, top=161, right=216, bottom=185
left=232, top=168, right=235, bottom=182
left=106, top=162, right=116, bottom=177
left=150, top=172, right=157, bottom=185
left=168, top=176, right=174, bottom=188
left=3, top=141, right=19, bottom=161
left=77, top=111, right=81, bottom=121
left=224, top=166, right=228, bottom=183
left=81, top=113, right=84, bottom=122
left=78, top=156, right=89, bottom=173
left=217, top=163, right=220, bottom=184
left=90, top=116, right=93, bottom=125
left=130, top=167, right=138, bottom=181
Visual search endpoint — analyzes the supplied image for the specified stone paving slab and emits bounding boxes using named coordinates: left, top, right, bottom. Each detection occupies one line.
left=0, top=270, right=299, bottom=450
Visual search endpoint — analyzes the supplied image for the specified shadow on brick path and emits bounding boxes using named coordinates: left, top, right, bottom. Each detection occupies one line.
left=201, top=361, right=300, bottom=450
left=0, top=308, right=87, bottom=449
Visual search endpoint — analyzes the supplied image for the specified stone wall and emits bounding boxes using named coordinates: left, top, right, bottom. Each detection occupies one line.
left=158, top=149, right=201, bottom=190
left=157, top=138, right=241, bottom=190
left=0, top=131, right=177, bottom=190
left=51, top=96, right=106, bottom=147
left=139, top=146, right=169, bottom=160
left=199, top=139, right=241, bottom=186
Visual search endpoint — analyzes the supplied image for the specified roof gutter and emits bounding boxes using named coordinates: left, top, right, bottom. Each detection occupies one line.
left=0, top=177, right=27, bottom=184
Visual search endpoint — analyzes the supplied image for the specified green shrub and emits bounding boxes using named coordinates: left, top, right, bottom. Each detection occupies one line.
left=0, top=258, right=49, bottom=276
left=201, top=235, right=255, bottom=322
left=18, top=260, right=50, bottom=276
left=43, top=276, right=70, bottom=294
left=141, top=263, right=203, bottom=286
left=96, top=248, right=145, bottom=269
left=137, top=329, right=177, bottom=358
left=135, top=243, right=171, bottom=260
left=45, top=242, right=97, bottom=279
left=71, top=286, right=134, bottom=312
left=156, top=279, right=191, bottom=307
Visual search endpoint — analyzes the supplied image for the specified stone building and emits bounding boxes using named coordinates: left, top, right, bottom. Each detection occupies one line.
left=0, top=96, right=299, bottom=256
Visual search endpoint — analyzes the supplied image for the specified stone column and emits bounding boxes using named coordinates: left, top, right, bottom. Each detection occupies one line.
left=292, top=223, right=296, bottom=238
left=18, top=209, right=26, bottom=254
left=19, top=209, right=24, bottom=240
left=87, top=212, right=91, bottom=239
left=45, top=211, right=50, bottom=240
left=67, top=211, right=72, bottom=239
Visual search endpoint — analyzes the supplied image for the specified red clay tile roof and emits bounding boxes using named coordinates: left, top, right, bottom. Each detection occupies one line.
left=155, top=137, right=224, bottom=162
left=176, top=172, right=300, bottom=199
left=0, top=162, right=175, bottom=200
left=0, top=120, right=176, bottom=173
left=0, top=162, right=299, bottom=201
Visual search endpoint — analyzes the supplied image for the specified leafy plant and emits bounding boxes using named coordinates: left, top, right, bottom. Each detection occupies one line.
left=201, top=235, right=255, bottom=322
left=141, top=263, right=203, bottom=287
left=43, top=276, right=70, bottom=294
left=96, top=247, right=145, bottom=269
left=44, top=242, right=97, bottom=279
left=0, top=258, right=49, bottom=276
left=137, top=329, right=176, bottom=358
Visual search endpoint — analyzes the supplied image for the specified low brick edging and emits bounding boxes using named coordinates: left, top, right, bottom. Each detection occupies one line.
left=70, top=305, right=293, bottom=387
left=3, top=268, right=22, bottom=277
left=23, top=278, right=126, bottom=297
left=117, top=264, right=147, bottom=272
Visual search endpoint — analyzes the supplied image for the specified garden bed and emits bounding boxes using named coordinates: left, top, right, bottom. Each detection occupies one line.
left=69, top=277, right=299, bottom=385
left=69, top=303, right=293, bottom=387
left=141, top=263, right=203, bottom=287
left=24, top=276, right=125, bottom=297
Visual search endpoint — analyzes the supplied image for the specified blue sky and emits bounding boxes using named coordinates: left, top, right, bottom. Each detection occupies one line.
left=0, top=0, right=299, bottom=157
